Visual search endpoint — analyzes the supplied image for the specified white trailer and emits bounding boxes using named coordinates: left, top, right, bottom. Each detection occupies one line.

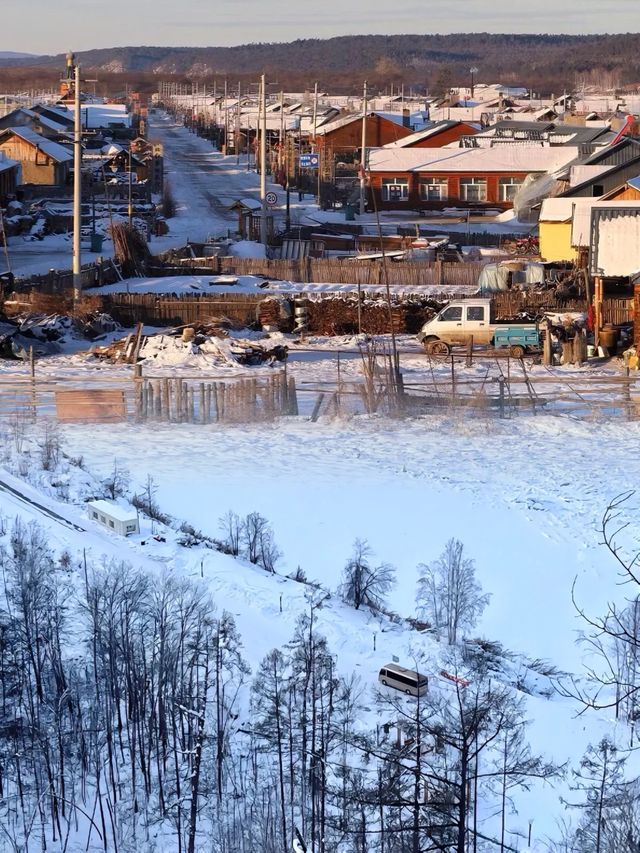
left=87, top=500, right=139, bottom=536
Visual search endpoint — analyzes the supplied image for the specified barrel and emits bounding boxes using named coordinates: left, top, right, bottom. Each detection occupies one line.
left=599, top=326, right=619, bottom=352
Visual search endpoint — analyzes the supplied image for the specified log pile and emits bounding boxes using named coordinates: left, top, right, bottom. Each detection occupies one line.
left=306, top=296, right=442, bottom=336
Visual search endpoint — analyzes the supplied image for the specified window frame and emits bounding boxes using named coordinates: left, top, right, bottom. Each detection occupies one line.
left=381, top=177, right=409, bottom=202
left=498, top=176, right=524, bottom=202
left=466, top=306, right=485, bottom=322
left=439, top=306, right=463, bottom=322
left=419, top=176, right=448, bottom=201
left=459, top=176, right=488, bottom=202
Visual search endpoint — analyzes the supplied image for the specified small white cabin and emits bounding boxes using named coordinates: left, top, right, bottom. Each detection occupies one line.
left=87, top=500, right=139, bottom=536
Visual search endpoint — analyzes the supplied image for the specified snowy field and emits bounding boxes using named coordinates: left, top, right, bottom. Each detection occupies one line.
left=26, top=411, right=625, bottom=846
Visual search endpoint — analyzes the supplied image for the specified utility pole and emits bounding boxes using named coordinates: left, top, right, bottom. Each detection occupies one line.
left=128, top=146, right=133, bottom=227
left=260, top=74, right=268, bottom=245
left=236, top=81, right=241, bottom=164
left=223, top=78, right=228, bottom=152
left=72, top=60, right=82, bottom=307
left=313, top=81, right=321, bottom=206
left=359, top=80, right=368, bottom=216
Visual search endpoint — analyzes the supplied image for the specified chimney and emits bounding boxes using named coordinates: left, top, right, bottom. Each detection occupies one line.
left=402, top=108, right=411, bottom=128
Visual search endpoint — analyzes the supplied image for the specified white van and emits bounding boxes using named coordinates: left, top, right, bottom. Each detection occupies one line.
left=379, top=664, right=428, bottom=697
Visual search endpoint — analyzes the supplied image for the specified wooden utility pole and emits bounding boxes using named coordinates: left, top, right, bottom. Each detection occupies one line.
left=236, top=81, right=242, bottom=164
left=594, top=275, right=603, bottom=350
left=72, top=60, right=82, bottom=307
left=359, top=80, right=368, bottom=215
left=260, top=74, right=268, bottom=245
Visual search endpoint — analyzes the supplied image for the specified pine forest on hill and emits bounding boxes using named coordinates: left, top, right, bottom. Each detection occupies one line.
left=1, top=32, right=640, bottom=95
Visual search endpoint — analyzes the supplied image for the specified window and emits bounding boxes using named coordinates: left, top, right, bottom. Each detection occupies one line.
left=592, top=184, right=604, bottom=197
left=109, top=520, right=115, bottom=528
left=419, top=177, right=448, bottom=201
left=498, top=176, right=524, bottom=201
left=126, top=524, right=136, bottom=532
left=92, top=511, right=98, bottom=519
left=439, top=306, right=462, bottom=322
left=460, top=177, right=487, bottom=202
left=466, top=306, right=485, bottom=321
left=381, top=177, right=409, bottom=201
left=100, top=515, right=106, bottom=522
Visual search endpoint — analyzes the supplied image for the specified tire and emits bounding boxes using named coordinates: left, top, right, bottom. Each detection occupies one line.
left=509, top=345, right=525, bottom=359
left=381, top=679, right=388, bottom=686
left=405, top=689, right=412, bottom=695
left=427, top=340, right=451, bottom=357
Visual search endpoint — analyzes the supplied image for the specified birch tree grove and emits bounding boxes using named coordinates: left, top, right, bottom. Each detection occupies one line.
left=0, top=516, right=558, bottom=852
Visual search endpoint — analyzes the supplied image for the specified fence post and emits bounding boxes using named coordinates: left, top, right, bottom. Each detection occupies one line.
left=498, top=377, right=505, bottom=419
left=133, top=364, right=143, bottom=420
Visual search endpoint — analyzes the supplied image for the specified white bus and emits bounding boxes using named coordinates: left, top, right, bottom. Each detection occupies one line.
left=379, top=664, right=428, bottom=697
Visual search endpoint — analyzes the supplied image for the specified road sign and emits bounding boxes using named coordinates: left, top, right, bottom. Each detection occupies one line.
left=299, top=153, right=319, bottom=169
left=265, top=191, right=278, bottom=207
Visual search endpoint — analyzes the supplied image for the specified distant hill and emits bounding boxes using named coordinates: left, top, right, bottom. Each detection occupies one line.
left=1, top=34, right=640, bottom=93
left=0, top=51, right=38, bottom=59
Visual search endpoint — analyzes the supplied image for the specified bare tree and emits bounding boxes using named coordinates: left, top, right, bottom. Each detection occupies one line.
left=339, top=539, right=395, bottom=612
left=416, top=538, right=489, bottom=644
left=241, top=511, right=280, bottom=572
left=102, top=458, right=130, bottom=500
left=218, top=510, right=244, bottom=556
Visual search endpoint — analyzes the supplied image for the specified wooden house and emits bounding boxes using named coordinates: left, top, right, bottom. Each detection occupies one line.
left=0, top=127, right=72, bottom=187
left=0, top=154, right=19, bottom=204
left=0, top=107, right=71, bottom=140
left=313, top=112, right=413, bottom=195
left=366, top=146, right=581, bottom=211
left=382, top=121, right=480, bottom=149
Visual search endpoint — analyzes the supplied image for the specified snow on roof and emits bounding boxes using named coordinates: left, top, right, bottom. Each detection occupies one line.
left=368, top=146, right=581, bottom=174
left=0, top=154, right=18, bottom=173
left=67, top=103, right=131, bottom=129
left=228, top=197, right=262, bottom=211
left=539, top=197, right=593, bottom=223
left=315, top=111, right=407, bottom=136
left=382, top=121, right=473, bottom=149
left=0, top=126, right=73, bottom=162
left=573, top=199, right=640, bottom=248
left=87, top=500, right=137, bottom=523
left=568, top=164, right=611, bottom=187
left=19, top=108, right=69, bottom=133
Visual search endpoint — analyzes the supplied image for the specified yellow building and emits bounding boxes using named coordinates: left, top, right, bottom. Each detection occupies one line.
left=538, top=198, right=581, bottom=262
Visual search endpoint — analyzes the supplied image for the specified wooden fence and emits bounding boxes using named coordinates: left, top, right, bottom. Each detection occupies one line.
left=0, top=370, right=297, bottom=426
left=152, top=257, right=485, bottom=288
left=1, top=356, right=640, bottom=426
left=95, top=291, right=633, bottom=332
left=15, top=262, right=120, bottom=294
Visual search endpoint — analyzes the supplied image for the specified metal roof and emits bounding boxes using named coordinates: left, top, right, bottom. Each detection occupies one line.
left=0, top=126, right=73, bottom=162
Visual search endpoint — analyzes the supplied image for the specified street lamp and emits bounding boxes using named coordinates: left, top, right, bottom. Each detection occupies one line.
left=469, top=67, right=479, bottom=102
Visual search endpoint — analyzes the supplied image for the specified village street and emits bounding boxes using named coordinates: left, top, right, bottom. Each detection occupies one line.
left=149, top=113, right=285, bottom=245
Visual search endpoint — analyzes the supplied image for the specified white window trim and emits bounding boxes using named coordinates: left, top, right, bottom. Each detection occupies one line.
left=381, top=177, right=409, bottom=201
left=459, top=177, right=488, bottom=202
left=498, top=176, right=524, bottom=202
left=419, top=177, right=448, bottom=201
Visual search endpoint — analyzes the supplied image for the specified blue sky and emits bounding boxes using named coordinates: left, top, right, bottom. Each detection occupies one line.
left=4, top=0, right=639, bottom=54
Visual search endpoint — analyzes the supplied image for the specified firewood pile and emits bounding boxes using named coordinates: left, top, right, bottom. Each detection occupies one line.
left=92, top=322, right=145, bottom=363
left=110, top=223, right=152, bottom=278
left=305, top=296, right=442, bottom=336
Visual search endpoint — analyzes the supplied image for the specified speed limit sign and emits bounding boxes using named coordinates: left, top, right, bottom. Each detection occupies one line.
left=265, top=191, right=278, bottom=207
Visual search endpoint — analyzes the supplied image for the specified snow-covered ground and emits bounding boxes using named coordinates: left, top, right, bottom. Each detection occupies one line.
left=0, top=109, right=633, bottom=853
left=0, top=405, right=634, bottom=849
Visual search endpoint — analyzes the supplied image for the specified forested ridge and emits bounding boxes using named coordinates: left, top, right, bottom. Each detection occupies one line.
left=2, top=33, right=640, bottom=94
